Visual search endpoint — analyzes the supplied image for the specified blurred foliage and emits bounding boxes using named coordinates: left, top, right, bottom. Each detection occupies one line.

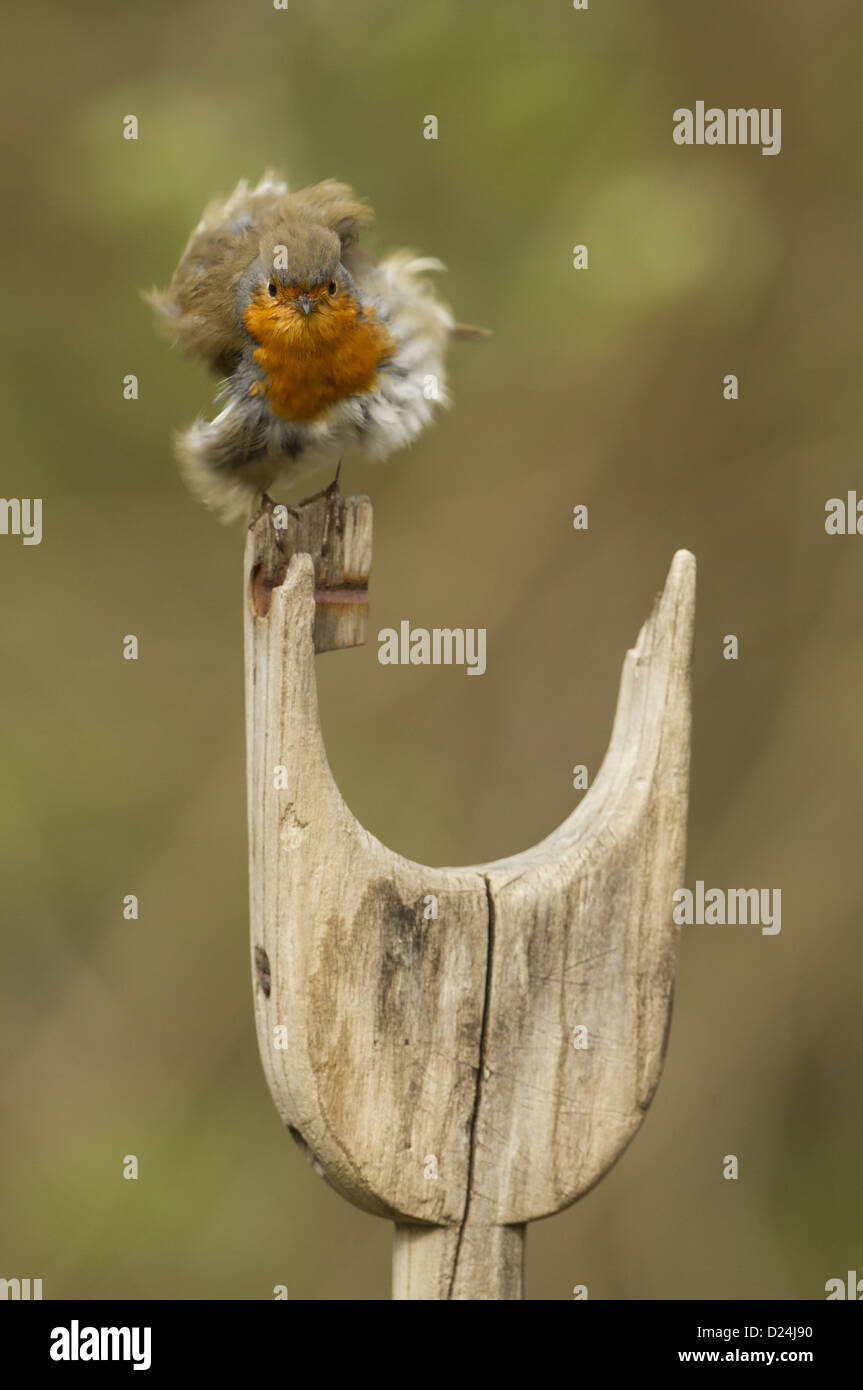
left=1, top=0, right=862, bottom=1299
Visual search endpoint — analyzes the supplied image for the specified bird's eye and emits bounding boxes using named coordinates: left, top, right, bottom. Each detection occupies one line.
left=328, top=280, right=337, bottom=296
left=267, top=282, right=277, bottom=298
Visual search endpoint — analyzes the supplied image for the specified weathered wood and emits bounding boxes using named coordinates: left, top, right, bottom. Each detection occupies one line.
left=245, top=503, right=488, bottom=1225
left=245, top=500, right=695, bottom=1300
left=471, top=548, right=695, bottom=1224
left=393, top=1221, right=525, bottom=1301
left=248, top=487, right=372, bottom=651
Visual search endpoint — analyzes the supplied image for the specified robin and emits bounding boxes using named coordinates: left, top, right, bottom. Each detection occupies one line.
left=147, top=172, right=487, bottom=521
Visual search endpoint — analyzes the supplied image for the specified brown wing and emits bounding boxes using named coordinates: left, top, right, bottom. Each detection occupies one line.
left=145, top=173, right=375, bottom=377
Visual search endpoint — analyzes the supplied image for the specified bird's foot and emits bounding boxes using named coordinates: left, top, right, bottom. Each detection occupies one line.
left=327, top=458, right=343, bottom=496
left=299, top=459, right=343, bottom=508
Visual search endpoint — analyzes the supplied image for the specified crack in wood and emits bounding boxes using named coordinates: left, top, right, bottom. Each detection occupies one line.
left=447, top=873, right=496, bottom=1299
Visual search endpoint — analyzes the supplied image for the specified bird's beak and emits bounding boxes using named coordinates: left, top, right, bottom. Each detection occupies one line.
left=299, top=293, right=313, bottom=316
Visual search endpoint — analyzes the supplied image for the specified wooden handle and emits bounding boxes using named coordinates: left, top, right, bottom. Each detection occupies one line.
left=244, top=522, right=695, bottom=1298
left=393, top=1223, right=525, bottom=1301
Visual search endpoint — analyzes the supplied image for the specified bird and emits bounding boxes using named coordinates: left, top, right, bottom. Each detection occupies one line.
left=147, top=171, right=487, bottom=521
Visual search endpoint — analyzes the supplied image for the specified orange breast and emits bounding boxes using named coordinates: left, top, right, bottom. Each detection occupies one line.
left=243, top=290, right=393, bottom=423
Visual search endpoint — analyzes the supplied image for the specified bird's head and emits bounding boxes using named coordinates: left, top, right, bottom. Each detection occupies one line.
left=237, top=223, right=361, bottom=349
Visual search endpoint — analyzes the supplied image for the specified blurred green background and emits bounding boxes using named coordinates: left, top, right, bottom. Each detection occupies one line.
left=2, top=0, right=861, bottom=1300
